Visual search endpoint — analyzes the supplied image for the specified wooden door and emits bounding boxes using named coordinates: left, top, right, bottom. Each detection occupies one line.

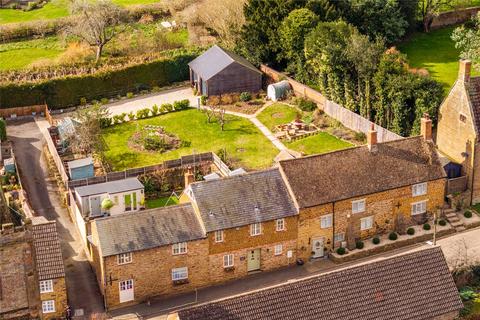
left=247, top=249, right=261, bottom=271
left=119, top=279, right=134, bottom=303
left=312, top=238, right=324, bottom=258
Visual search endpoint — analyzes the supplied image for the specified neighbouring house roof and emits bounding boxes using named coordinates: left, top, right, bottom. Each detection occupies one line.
left=188, top=45, right=261, bottom=81
left=177, top=247, right=463, bottom=320
left=75, top=177, right=144, bottom=197
left=188, top=168, right=297, bottom=232
left=468, top=77, right=480, bottom=131
left=94, top=203, right=205, bottom=257
left=31, top=219, right=65, bottom=281
left=279, top=136, right=446, bottom=208
left=67, top=157, right=93, bottom=170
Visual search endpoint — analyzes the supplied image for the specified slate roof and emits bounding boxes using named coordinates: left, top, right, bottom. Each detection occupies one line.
left=94, top=203, right=205, bottom=257
left=67, top=157, right=93, bottom=169
left=188, top=45, right=261, bottom=81
left=189, top=168, right=297, bottom=232
left=31, top=220, right=65, bottom=281
left=177, top=247, right=463, bottom=320
left=279, top=136, right=446, bottom=208
left=75, top=177, right=143, bottom=197
left=468, top=77, right=480, bottom=131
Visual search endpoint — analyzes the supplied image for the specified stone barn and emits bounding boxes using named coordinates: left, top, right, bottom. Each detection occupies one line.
left=188, top=45, right=262, bottom=96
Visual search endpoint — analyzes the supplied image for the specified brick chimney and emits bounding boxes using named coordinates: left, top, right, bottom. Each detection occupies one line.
left=421, top=113, right=432, bottom=141
left=459, top=59, right=471, bottom=83
left=184, top=167, right=195, bottom=188
left=367, top=123, right=377, bottom=152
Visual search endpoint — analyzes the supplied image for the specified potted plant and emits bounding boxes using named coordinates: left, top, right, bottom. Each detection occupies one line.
left=101, top=198, right=114, bottom=215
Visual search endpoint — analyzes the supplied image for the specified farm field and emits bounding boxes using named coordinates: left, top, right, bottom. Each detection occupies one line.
left=101, top=109, right=279, bottom=171
left=0, top=0, right=162, bottom=24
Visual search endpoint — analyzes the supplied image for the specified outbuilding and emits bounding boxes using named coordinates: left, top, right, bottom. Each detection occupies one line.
left=267, top=80, right=291, bottom=101
left=67, top=157, right=94, bottom=180
left=188, top=45, right=262, bottom=96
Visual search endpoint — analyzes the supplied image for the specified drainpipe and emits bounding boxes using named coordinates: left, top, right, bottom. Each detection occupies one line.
left=103, top=257, right=108, bottom=312
left=332, top=202, right=335, bottom=252
left=470, top=141, right=476, bottom=206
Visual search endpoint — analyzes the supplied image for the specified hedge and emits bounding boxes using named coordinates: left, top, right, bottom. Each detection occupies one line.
left=0, top=52, right=197, bottom=110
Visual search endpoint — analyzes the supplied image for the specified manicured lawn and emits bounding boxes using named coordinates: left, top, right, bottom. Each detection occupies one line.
left=0, top=0, right=162, bottom=24
left=398, top=26, right=461, bottom=91
left=102, top=109, right=279, bottom=171
left=285, top=132, right=353, bottom=155
left=146, top=196, right=179, bottom=209
left=257, top=103, right=300, bottom=130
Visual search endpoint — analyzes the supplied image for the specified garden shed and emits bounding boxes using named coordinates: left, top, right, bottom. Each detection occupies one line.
left=67, top=157, right=94, bottom=180
left=267, top=80, right=291, bottom=101
left=188, top=45, right=262, bottom=96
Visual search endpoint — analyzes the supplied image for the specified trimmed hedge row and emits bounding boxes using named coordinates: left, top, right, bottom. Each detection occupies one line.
left=0, top=52, right=197, bottom=110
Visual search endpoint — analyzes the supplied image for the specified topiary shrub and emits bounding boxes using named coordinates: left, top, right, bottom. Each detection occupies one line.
left=136, top=108, right=150, bottom=119
left=407, top=227, right=415, bottom=235
left=372, top=237, right=380, bottom=245
left=423, top=223, right=431, bottom=230
left=240, top=92, right=252, bottom=102
left=439, top=219, right=447, bottom=226
left=151, top=104, right=159, bottom=116
left=161, top=103, right=173, bottom=113
left=355, top=240, right=364, bottom=249
left=388, top=232, right=398, bottom=241
left=173, top=99, right=190, bottom=110
left=464, top=210, right=473, bottom=218
left=336, top=247, right=346, bottom=255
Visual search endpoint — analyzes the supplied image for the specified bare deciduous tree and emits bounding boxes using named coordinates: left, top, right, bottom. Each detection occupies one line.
left=216, top=107, right=228, bottom=131
left=67, top=0, right=126, bottom=62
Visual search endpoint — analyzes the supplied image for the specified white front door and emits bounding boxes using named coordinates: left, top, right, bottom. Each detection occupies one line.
left=119, top=279, right=134, bottom=303
left=312, top=238, right=324, bottom=258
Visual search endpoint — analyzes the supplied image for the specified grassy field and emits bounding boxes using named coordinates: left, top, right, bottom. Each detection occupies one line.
left=398, top=26, right=461, bottom=91
left=286, top=132, right=353, bottom=155
left=102, top=109, right=279, bottom=171
left=257, top=103, right=299, bottom=131
left=146, top=196, right=179, bottom=209
left=0, top=0, right=162, bottom=24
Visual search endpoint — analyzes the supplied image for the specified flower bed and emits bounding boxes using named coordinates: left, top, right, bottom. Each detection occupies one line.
left=459, top=209, right=480, bottom=229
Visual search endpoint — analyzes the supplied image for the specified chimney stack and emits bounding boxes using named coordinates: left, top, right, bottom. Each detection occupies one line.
left=459, top=59, right=471, bottom=83
left=184, top=167, right=195, bottom=188
left=367, top=123, right=377, bottom=152
left=421, top=113, right=432, bottom=141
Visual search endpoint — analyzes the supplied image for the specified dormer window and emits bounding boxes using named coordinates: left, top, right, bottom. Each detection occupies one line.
left=250, top=223, right=262, bottom=236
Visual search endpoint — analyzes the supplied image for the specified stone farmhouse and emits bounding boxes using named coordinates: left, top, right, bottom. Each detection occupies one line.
left=437, top=59, right=480, bottom=204
left=174, top=247, right=463, bottom=320
left=87, top=115, right=447, bottom=310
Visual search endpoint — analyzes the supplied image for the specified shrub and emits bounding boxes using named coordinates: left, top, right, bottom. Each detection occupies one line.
left=99, top=117, right=112, bottom=128
left=101, top=98, right=109, bottom=105
left=240, top=92, right=252, bottom=102
left=295, top=97, right=317, bottom=112
left=0, top=119, right=6, bottom=142
left=439, top=219, right=447, bottom=226
left=152, top=86, right=161, bottom=92
left=161, top=103, right=173, bottom=113
left=200, top=95, right=207, bottom=105
left=336, top=247, right=346, bottom=255
left=80, top=97, right=87, bottom=106
left=126, top=92, right=134, bottom=99
left=388, top=232, right=398, bottom=241
left=423, top=223, right=431, bottom=230
left=355, top=240, right=364, bottom=249
left=221, top=94, right=234, bottom=105
left=407, top=227, right=415, bottom=235
left=209, top=96, right=220, bottom=106
left=128, top=112, right=135, bottom=121
left=464, top=210, right=473, bottom=218
left=151, top=104, right=159, bottom=115
left=136, top=108, right=150, bottom=119
left=26, top=2, right=38, bottom=11
left=372, top=237, right=380, bottom=245
left=173, top=99, right=190, bottom=110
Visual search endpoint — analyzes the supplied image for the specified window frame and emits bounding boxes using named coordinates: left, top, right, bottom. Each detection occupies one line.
left=334, top=233, right=345, bottom=243
left=172, top=242, right=188, bottom=255
left=117, top=252, right=133, bottom=265
left=39, top=279, right=53, bottom=293
left=320, top=214, right=333, bottom=229
left=412, top=182, right=427, bottom=197
left=360, top=216, right=374, bottom=231
left=411, top=200, right=427, bottom=215
left=352, top=199, right=366, bottom=214
left=223, top=254, right=234, bottom=268
left=42, top=300, right=55, bottom=314
left=274, top=244, right=283, bottom=256
left=250, top=223, right=262, bottom=236
left=275, top=218, right=285, bottom=231
left=171, top=267, right=188, bottom=281
left=214, top=230, right=224, bottom=243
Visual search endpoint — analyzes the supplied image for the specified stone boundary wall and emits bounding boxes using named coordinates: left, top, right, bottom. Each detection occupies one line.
left=447, top=176, right=468, bottom=194
left=260, top=65, right=402, bottom=142
left=431, top=6, right=480, bottom=30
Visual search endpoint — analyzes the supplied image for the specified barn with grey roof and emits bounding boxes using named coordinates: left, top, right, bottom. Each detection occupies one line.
left=188, top=45, right=262, bottom=96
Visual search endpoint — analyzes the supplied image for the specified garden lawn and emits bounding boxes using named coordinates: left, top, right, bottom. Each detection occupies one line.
left=257, top=103, right=299, bottom=131
left=102, top=109, right=279, bottom=171
left=146, top=196, right=179, bottom=209
left=0, top=0, right=163, bottom=24
left=286, top=132, right=353, bottom=155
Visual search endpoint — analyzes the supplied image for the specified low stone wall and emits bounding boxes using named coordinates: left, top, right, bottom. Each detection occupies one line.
left=330, top=228, right=455, bottom=263
left=431, top=6, right=480, bottom=30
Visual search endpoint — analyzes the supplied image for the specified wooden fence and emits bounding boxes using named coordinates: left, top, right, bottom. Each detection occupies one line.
left=0, top=104, right=46, bottom=119
left=260, top=65, right=402, bottom=143
left=43, top=125, right=70, bottom=183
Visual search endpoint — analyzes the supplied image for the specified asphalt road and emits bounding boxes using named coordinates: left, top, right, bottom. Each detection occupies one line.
left=8, top=119, right=105, bottom=318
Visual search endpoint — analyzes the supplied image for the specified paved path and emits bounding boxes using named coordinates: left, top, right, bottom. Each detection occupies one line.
left=109, top=226, right=480, bottom=319
left=104, top=87, right=288, bottom=152
left=8, top=119, right=105, bottom=319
